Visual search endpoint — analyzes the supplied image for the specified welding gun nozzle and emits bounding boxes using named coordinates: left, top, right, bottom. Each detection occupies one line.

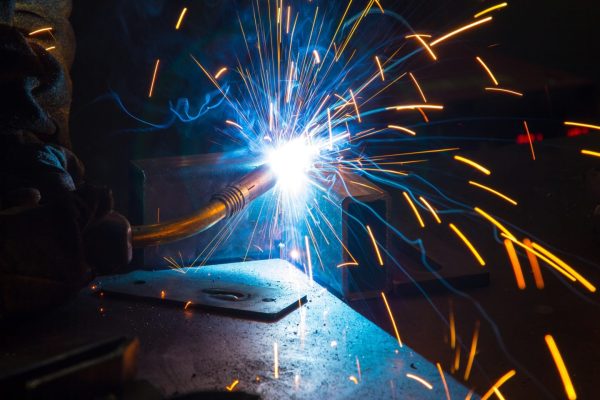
left=212, top=164, right=276, bottom=217
left=132, top=164, right=276, bottom=247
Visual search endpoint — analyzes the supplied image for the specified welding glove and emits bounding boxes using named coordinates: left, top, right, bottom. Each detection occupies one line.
left=0, top=136, right=132, bottom=316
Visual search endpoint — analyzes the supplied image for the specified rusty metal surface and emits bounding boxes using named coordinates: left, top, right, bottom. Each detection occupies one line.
left=0, top=259, right=471, bottom=399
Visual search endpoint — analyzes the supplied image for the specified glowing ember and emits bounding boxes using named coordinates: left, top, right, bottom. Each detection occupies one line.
left=545, top=335, right=577, bottom=400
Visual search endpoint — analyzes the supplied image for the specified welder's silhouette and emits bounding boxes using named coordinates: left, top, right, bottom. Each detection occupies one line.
left=0, top=0, right=131, bottom=315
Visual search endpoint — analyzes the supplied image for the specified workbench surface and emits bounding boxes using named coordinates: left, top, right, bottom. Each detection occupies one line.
left=0, top=259, right=470, bottom=399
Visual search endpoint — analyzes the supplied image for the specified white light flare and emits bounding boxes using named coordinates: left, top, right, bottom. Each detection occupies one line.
left=266, top=137, right=319, bottom=194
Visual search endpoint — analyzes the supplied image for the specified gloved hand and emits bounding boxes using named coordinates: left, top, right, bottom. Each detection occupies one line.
left=0, top=138, right=132, bottom=316
left=0, top=5, right=131, bottom=316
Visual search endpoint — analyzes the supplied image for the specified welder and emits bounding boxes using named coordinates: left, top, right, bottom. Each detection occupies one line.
left=0, top=0, right=132, bottom=315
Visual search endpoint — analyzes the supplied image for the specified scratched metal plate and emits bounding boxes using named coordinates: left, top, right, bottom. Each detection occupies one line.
left=99, top=262, right=307, bottom=321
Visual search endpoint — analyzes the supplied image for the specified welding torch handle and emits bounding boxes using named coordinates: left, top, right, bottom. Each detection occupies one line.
left=131, top=164, right=276, bottom=248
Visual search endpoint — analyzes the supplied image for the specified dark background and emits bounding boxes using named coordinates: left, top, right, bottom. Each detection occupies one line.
left=69, top=0, right=600, bottom=216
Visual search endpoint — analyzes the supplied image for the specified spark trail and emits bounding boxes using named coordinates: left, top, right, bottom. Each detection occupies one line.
left=137, top=1, right=599, bottom=398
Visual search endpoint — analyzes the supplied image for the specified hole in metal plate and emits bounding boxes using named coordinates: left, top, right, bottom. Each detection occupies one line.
left=202, top=288, right=249, bottom=302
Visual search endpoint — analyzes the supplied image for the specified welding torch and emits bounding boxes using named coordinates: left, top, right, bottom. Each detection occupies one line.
left=131, top=164, right=276, bottom=247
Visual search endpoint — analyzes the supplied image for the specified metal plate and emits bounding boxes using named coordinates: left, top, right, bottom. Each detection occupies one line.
left=99, top=263, right=307, bottom=321
left=1, top=259, right=472, bottom=399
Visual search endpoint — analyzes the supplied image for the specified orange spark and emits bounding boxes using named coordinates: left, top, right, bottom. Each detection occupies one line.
left=409, top=72, right=428, bottom=102
left=226, top=120, right=243, bottom=129
left=184, top=300, right=192, bottom=310
left=564, top=121, right=600, bottom=131
left=148, top=59, right=160, bottom=98
left=480, top=370, right=516, bottom=400
left=406, top=34, right=437, bottom=61
left=405, top=33, right=432, bottom=38
left=463, top=321, right=480, bottom=381
left=359, top=167, right=408, bottom=176
left=449, top=302, right=456, bottom=350
left=469, top=181, right=518, bottom=205
left=28, top=27, right=53, bottom=36
left=581, top=149, right=600, bottom=158
left=44, top=46, right=56, bottom=51
left=334, top=93, right=350, bottom=105
left=493, top=387, right=507, bottom=400
left=368, top=147, right=460, bottom=159
left=454, top=155, right=491, bottom=175
left=175, top=7, right=188, bottom=30
left=337, top=262, right=359, bottom=268
left=474, top=3, right=509, bottom=19
left=387, top=104, right=444, bottom=111
left=374, top=0, right=385, bottom=13
left=504, top=239, right=526, bottom=289
left=501, top=235, right=577, bottom=282
left=349, top=89, right=362, bottom=123
left=388, top=125, right=416, bottom=136
left=523, top=121, right=536, bottom=160
left=474, top=207, right=516, bottom=240
left=349, top=376, right=359, bottom=384
left=225, top=379, right=239, bottom=392
left=430, top=17, right=493, bottom=47
left=465, top=389, right=475, bottom=400
left=161, top=290, right=166, bottom=299
left=419, top=196, right=442, bottom=223
left=403, top=192, right=425, bottom=228
left=454, top=347, right=461, bottom=373
left=381, top=292, right=403, bottom=347
left=475, top=56, right=499, bottom=86
left=347, top=179, right=384, bottom=193
left=523, top=238, right=544, bottom=289
left=286, top=5, right=291, bottom=34
left=545, top=334, right=577, bottom=400
left=485, top=87, right=524, bottom=97
left=375, top=56, right=385, bottom=81
left=449, top=223, right=486, bottom=266
left=531, top=242, right=596, bottom=293
left=313, top=49, right=321, bottom=64
left=215, top=67, right=228, bottom=79
left=436, top=363, right=451, bottom=400
left=366, top=225, right=384, bottom=266
left=417, top=108, right=430, bottom=123
left=406, top=373, right=433, bottom=390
